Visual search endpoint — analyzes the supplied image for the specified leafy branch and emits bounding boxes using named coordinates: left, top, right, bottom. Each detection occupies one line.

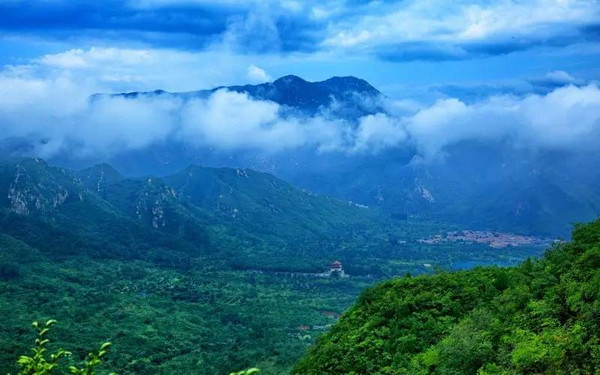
left=15, top=320, right=113, bottom=375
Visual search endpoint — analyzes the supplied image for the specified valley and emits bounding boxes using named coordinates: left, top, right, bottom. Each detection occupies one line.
left=1, top=3, right=599, bottom=373
left=0, top=157, right=546, bottom=374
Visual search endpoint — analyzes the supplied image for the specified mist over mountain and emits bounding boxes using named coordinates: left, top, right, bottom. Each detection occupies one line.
left=1, top=74, right=599, bottom=236
left=3, top=1, right=600, bottom=374
left=108, top=74, right=383, bottom=117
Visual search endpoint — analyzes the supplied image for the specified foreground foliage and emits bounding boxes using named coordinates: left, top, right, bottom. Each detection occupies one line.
left=294, top=219, right=600, bottom=374
left=13, top=319, right=260, bottom=375
left=14, top=320, right=113, bottom=375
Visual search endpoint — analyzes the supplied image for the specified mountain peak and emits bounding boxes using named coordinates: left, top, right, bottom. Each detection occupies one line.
left=77, top=163, right=124, bottom=192
left=102, top=74, right=384, bottom=117
left=273, top=75, right=308, bottom=85
left=321, top=76, right=380, bottom=95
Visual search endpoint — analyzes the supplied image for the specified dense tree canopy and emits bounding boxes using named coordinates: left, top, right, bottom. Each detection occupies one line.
left=294, top=219, right=600, bottom=374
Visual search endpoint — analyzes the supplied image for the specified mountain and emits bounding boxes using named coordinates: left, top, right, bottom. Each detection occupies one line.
left=0, top=157, right=549, bottom=374
left=293, top=218, right=600, bottom=374
left=0, top=157, right=408, bottom=272
left=0, top=158, right=200, bottom=262
left=87, top=76, right=600, bottom=237
left=106, top=75, right=384, bottom=117
left=162, top=164, right=380, bottom=239
left=7, top=75, right=600, bottom=237
left=0, top=157, right=548, bottom=275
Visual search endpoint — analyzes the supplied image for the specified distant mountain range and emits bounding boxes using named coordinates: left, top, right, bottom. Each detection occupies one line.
left=0, top=157, right=405, bottom=274
left=4, top=75, right=600, bottom=236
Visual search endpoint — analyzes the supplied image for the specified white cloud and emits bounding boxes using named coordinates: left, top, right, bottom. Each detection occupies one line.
left=322, top=0, right=599, bottom=51
left=180, top=90, right=305, bottom=151
left=352, top=113, right=407, bottom=152
left=1, top=48, right=599, bottom=160
left=406, top=84, right=600, bottom=160
left=38, top=48, right=153, bottom=69
left=27, top=47, right=275, bottom=93
left=246, top=65, right=271, bottom=83
left=544, top=70, right=578, bottom=84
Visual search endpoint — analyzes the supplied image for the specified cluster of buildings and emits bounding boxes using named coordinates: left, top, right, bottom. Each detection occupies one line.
left=419, top=230, right=550, bottom=248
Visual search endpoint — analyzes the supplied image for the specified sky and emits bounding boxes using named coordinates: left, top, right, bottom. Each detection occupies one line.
left=0, top=0, right=599, bottom=159
left=1, top=0, right=599, bottom=94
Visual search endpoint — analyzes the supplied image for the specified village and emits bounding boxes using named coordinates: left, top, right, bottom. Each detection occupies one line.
left=418, top=230, right=554, bottom=248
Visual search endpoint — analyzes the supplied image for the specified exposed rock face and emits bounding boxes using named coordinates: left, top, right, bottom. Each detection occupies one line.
left=134, top=178, right=178, bottom=228
left=8, top=187, right=29, bottom=215
left=416, top=186, right=435, bottom=203
left=236, top=169, right=249, bottom=178
left=151, top=203, right=165, bottom=229
left=7, top=162, right=71, bottom=216
left=374, top=186, right=384, bottom=203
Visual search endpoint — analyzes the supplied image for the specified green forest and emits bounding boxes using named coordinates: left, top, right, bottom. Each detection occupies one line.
left=1, top=3, right=598, bottom=372
left=294, top=218, right=600, bottom=374
left=0, top=158, right=564, bottom=374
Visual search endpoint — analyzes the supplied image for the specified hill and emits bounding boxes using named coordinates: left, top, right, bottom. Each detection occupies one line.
left=0, top=157, right=547, bottom=374
left=293, top=218, right=600, bottom=374
left=0, top=157, right=414, bottom=271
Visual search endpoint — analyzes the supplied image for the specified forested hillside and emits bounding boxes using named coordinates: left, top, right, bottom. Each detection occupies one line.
left=0, top=157, right=546, bottom=374
left=294, top=218, right=600, bottom=374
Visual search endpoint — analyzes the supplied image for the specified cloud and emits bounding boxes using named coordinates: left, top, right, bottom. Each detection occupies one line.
left=0, top=0, right=324, bottom=53
left=351, top=114, right=407, bottom=153
left=0, top=0, right=226, bottom=49
left=1, top=0, right=596, bottom=60
left=39, top=48, right=153, bottom=69
left=0, top=54, right=347, bottom=156
left=428, top=70, right=594, bottom=103
left=526, top=70, right=587, bottom=93
left=18, top=47, right=276, bottom=93
left=0, top=50, right=599, bottom=161
left=323, top=0, right=600, bottom=60
left=406, top=84, right=600, bottom=160
left=246, top=65, right=271, bottom=83
left=180, top=90, right=305, bottom=151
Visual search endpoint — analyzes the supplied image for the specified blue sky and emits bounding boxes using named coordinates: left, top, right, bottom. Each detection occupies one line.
left=1, top=0, right=599, bottom=97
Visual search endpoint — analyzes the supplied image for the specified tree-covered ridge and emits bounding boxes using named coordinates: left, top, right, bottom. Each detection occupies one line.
left=294, top=219, right=600, bottom=374
left=0, top=157, right=547, bottom=374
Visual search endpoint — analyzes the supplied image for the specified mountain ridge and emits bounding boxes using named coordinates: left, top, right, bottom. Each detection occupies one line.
left=0, top=157, right=407, bottom=272
left=10, top=76, right=600, bottom=238
left=97, top=74, right=383, bottom=116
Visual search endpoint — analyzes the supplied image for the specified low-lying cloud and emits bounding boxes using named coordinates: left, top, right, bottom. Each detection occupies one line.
left=0, top=61, right=599, bottom=162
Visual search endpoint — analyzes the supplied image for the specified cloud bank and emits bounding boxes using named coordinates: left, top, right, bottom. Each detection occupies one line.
left=325, top=0, right=600, bottom=60
left=1, top=53, right=599, bottom=162
left=1, top=0, right=598, bottom=61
